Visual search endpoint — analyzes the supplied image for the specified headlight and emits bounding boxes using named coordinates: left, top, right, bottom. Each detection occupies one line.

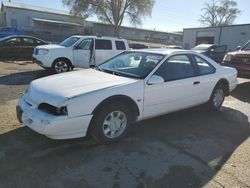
left=38, top=49, right=49, bottom=55
left=223, top=54, right=232, bottom=62
left=38, top=103, right=68, bottom=116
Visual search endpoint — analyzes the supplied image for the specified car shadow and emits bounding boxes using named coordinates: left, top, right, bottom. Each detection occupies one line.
left=231, top=80, right=250, bottom=103
left=0, top=106, right=249, bottom=188
left=0, top=69, right=54, bottom=85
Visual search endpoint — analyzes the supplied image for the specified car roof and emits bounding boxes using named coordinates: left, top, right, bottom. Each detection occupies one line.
left=133, top=48, right=188, bottom=55
left=0, top=35, right=46, bottom=41
left=71, top=35, right=127, bottom=40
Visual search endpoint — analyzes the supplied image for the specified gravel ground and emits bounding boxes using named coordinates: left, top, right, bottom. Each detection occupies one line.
left=0, top=62, right=250, bottom=188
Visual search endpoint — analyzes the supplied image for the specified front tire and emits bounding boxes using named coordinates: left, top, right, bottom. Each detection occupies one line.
left=52, top=59, right=71, bottom=73
left=89, top=102, right=132, bottom=144
left=207, top=84, right=225, bottom=110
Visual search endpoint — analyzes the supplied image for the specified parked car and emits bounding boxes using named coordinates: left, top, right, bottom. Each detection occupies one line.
left=129, top=43, right=149, bottom=49
left=222, top=40, right=250, bottom=77
left=0, top=27, right=24, bottom=38
left=0, top=35, right=48, bottom=60
left=33, top=35, right=129, bottom=73
left=192, top=44, right=227, bottom=63
left=17, top=49, right=237, bottom=143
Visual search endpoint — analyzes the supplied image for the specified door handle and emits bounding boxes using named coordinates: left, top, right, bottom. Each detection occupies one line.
left=193, top=81, right=200, bottom=85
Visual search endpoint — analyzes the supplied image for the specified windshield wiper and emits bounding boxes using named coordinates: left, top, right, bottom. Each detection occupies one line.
left=98, top=68, right=119, bottom=76
left=98, top=68, right=141, bottom=79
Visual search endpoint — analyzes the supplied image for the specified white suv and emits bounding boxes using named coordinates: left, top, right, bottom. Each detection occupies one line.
left=32, top=35, right=129, bottom=73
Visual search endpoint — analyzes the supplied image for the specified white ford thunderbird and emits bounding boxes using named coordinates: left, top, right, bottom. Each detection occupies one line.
left=17, top=49, right=237, bottom=143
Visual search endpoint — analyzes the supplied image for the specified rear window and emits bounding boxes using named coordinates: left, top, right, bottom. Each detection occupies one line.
left=194, top=55, right=215, bottom=75
left=115, top=41, right=126, bottom=50
left=23, top=38, right=35, bottom=45
left=95, top=39, right=112, bottom=50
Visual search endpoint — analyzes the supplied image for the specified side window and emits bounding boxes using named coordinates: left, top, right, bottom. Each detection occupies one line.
left=155, top=54, right=195, bottom=81
left=212, top=45, right=227, bottom=53
left=95, top=39, right=112, bottom=50
left=5, top=37, right=22, bottom=46
left=194, top=55, right=215, bottom=75
left=115, top=41, right=126, bottom=50
left=76, top=39, right=92, bottom=50
left=23, top=38, right=35, bottom=45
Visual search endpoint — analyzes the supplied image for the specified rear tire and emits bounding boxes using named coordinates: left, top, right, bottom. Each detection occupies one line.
left=52, top=59, right=71, bottom=73
left=89, top=102, right=132, bottom=144
left=207, top=84, right=225, bottom=110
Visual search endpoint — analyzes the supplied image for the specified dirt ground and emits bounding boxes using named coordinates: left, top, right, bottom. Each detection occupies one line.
left=0, top=62, right=250, bottom=188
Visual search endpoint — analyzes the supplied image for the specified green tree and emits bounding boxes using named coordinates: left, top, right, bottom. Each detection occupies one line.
left=199, top=0, right=240, bottom=26
left=62, top=0, right=155, bottom=36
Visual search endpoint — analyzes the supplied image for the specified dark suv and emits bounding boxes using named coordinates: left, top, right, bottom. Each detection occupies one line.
left=192, top=44, right=227, bottom=63
left=222, top=40, right=250, bottom=77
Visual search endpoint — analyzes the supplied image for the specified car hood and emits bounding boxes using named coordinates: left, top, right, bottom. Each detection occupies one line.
left=27, top=69, right=138, bottom=106
left=36, top=44, right=65, bottom=49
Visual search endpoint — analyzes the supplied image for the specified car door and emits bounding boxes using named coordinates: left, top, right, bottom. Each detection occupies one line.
left=0, top=37, right=22, bottom=60
left=191, top=54, right=217, bottom=102
left=143, top=54, right=201, bottom=118
left=22, top=37, right=37, bottom=59
left=73, top=38, right=93, bottom=68
left=95, top=39, right=113, bottom=66
left=0, top=39, right=10, bottom=59
left=208, top=45, right=227, bottom=63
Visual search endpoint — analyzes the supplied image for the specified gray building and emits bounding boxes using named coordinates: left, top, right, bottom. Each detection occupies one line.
left=86, top=21, right=182, bottom=45
left=183, top=24, right=250, bottom=51
left=1, top=2, right=85, bottom=41
left=0, top=2, right=182, bottom=45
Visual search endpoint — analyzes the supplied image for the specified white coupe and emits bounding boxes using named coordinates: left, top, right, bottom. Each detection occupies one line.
left=17, top=49, right=237, bottom=143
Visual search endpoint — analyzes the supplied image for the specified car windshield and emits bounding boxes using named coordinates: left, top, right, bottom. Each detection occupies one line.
left=242, top=41, right=250, bottom=51
left=59, top=36, right=80, bottom=47
left=98, top=51, right=165, bottom=79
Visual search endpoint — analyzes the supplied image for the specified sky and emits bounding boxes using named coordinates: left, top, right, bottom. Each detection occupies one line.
left=3, top=0, right=250, bottom=32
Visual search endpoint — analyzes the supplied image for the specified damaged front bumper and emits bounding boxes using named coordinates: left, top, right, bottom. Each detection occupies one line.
left=17, top=95, right=93, bottom=139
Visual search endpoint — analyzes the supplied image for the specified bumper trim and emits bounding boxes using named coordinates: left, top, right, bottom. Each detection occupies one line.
left=32, top=56, right=43, bottom=66
left=16, top=105, right=23, bottom=123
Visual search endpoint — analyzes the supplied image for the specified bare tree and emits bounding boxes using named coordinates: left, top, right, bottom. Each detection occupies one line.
left=62, top=0, right=155, bottom=36
left=199, top=0, right=240, bottom=26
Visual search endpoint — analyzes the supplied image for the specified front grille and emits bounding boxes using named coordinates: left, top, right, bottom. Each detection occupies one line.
left=232, top=56, right=250, bottom=64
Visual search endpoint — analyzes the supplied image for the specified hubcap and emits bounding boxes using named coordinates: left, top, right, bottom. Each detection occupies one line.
left=54, top=61, right=68, bottom=73
left=102, top=111, right=127, bottom=139
left=213, top=88, right=224, bottom=108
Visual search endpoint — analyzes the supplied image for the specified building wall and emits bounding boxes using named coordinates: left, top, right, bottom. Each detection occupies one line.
left=183, top=24, right=250, bottom=51
left=88, top=21, right=183, bottom=45
left=3, top=6, right=83, bottom=30
left=0, top=12, right=3, bottom=26
left=220, top=25, right=250, bottom=51
left=183, top=27, right=220, bottom=49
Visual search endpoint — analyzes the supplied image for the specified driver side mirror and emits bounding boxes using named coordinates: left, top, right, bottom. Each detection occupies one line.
left=236, top=46, right=241, bottom=50
left=147, top=75, right=164, bottom=85
left=74, top=45, right=81, bottom=50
